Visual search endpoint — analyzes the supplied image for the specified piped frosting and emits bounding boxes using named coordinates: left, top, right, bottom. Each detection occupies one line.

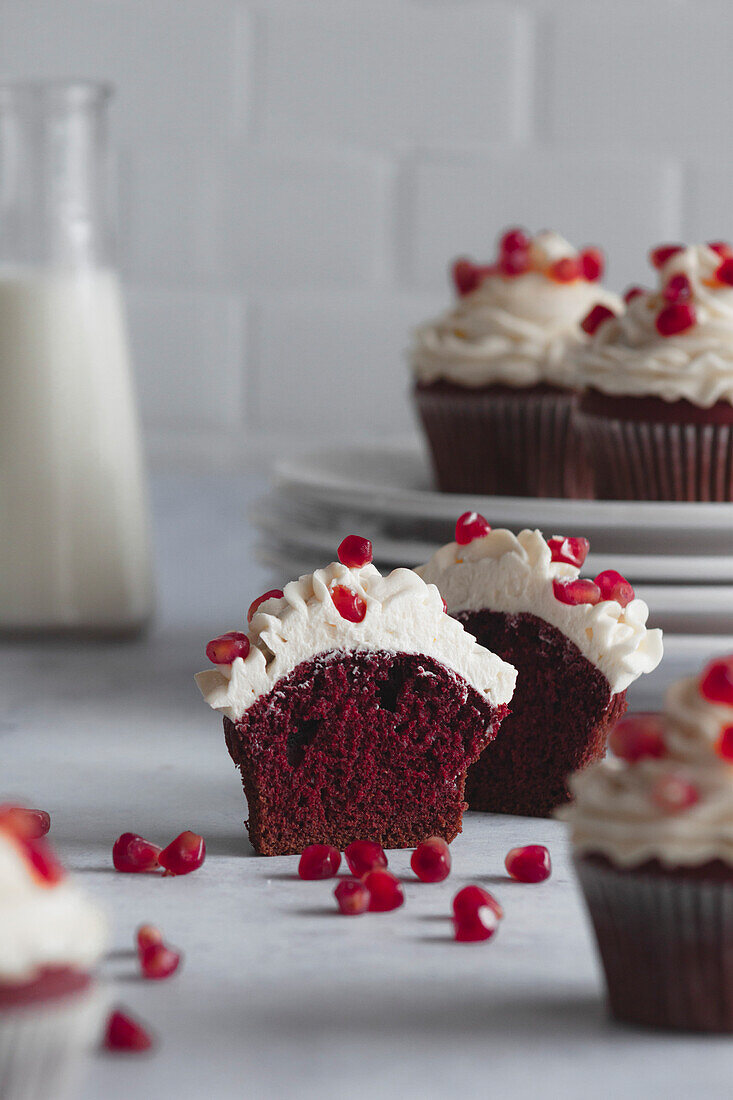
left=195, top=561, right=517, bottom=722
left=416, top=527, right=663, bottom=695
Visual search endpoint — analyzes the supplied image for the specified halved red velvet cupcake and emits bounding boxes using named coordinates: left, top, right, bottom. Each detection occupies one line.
left=195, top=539, right=516, bottom=855
left=417, top=514, right=664, bottom=817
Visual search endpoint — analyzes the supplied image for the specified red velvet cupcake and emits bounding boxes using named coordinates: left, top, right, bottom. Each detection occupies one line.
left=563, top=656, right=733, bottom=1031
left=195, top=539, right=516, bottom=855
left=410, top=228, right=620, bottom=497
left=576, top=242, right=733, bottom=500
left=417, top=515, right=663, bottom=817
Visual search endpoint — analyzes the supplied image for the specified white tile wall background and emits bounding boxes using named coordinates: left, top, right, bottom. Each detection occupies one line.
left=0, top=0, right=730, bottom=467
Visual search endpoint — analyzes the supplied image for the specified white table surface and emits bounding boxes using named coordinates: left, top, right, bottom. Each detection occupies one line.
left=4, top=474, right=733, bottom=1100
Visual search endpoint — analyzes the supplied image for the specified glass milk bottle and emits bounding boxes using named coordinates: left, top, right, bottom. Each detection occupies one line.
left=0, top=81, right=153, bottom=634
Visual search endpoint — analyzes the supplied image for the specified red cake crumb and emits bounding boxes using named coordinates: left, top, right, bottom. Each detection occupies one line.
left=224, top=650, right=507, bottom=856
left=455, top=610, right=626, bottom=817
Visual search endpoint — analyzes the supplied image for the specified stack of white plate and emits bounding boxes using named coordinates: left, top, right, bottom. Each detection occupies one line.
left=253, top=442, right=733, bottom=664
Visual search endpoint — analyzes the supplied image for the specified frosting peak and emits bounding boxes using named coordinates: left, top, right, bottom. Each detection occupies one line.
left=196, top=560, right=517, bottom=721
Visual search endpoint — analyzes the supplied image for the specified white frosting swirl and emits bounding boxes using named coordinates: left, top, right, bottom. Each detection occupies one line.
left=576, top=244, right=733, bottom=407
left=411, top=232, right=621, bottom=389
left=195, top=561, right=517, bottom=721
left=563, top=671, right=733, bottom=868
left=416, top=528, right=663, bottom=695
left=0, top=828, right=107, bottom=982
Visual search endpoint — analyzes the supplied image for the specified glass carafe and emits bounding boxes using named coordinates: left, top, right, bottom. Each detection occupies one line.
left=0, top=81, right=153, bottom=635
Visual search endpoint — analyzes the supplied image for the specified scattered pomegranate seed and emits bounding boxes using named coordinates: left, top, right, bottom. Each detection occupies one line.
left=452, top=258, right=480, bottom=297
left=650, top=774, right=699, bottom=813
left=699, top=657, right=733, bottom=706
left=581, top=303, right=616, bottom=336
left=112, top=833, right=161, bottom=874
left=715, top=258, right=733, bottom=287
left=452, top=884, right=503, bottom=922
left=298, top=844, right=341, bottom=880
left=547, top=535, right=590, bottom=568
left=717, top=724, right=733, bottom=761
left=410, top=836, right=451, bottom=883
left=709, top=241, right=733, bottom=259
left=552, top=577, right=601, bottom=606
left=331, top=585, right=367, bottom=623
left=655, top=302, right=696, bottom=337
left=549, top=256, right=582, bottom=283
left=247, top=590, right=283, bottom=623
left=662, top=273, right=692, bottom=303
left=453, top=905, right=500, bottom=943
left=344, top=839, right=387, bottom=877
left=505, top=845, right=551, bottom=883
left=499, top=228, right=530, bottom=255
left=159, top=831, right=206, bottom=876
left=609, top=713, right=666, bottom=762
left=337, top=535, right=373, bottom=569
left=205, top=631, right=250, bottom=665
left=136, top=925, right=164, bottom=954
left=650, top=244, right=683, bottom=269
left=580, top=247, right=604, bottom=281
left=104, top=1009, right=154, bottom=1053
left=455, top=511, right=491, bottom=546
left=0, top=806, right=50, bottom=839
left=140, top=942, right=182, bottom=981
left=363, top=869, right=404, bottom=912
left=498, top=250, right=530, bottom=277
left=334, top=878, right=371, bottom=915
left=623, top=285, right=645, bottom=304
left=594, top=569, right=635, bottom=607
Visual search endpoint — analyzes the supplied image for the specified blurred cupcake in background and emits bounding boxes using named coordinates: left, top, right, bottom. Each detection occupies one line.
left=410, top=227, right=621, bottom=498
left=576, top=242, right=733, bottom=500
left=562, top=654, right=733, bottom=1031
left=0, top=807, right=107, bottom=1100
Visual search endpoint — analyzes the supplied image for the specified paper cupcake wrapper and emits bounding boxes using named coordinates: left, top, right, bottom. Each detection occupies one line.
left=0, top=982, right=107, bottom=1100
left=575, top=855, right=733, bottom=1032
left=578, top=412, right=733, bottom=501
left=414, top=385, right=593, bottom=498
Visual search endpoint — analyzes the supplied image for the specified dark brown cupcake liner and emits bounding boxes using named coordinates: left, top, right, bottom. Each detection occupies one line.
left=414, top=381, right=593, bottom=498
left=575, top=854, right=733, bottom=1032
left=578, top=397, right=733, bottom=501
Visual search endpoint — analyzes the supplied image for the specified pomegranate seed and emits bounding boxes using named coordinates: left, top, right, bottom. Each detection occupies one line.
left=112, top=833, right=161, bottom=874
left=344, top=840, right=387, bottom=877
left=104, top=1009, right=153, bottom=1053
left=334, top=878, right=370, bottom=915
left=140, top=942, right=182, bottom=981
left=580, top=247, right=604, bottom=281
left=650, top=244, right=683, bottom=269
left=651, top=774, right=699, bottom=813
left=337, top=535, right=373, bottom=569
left=363, top=869, right=404, bottom=912
left=298, top=844, right=341, bottom=880
left=499, top=228, right=530, bottom=255
left=455, top=511, right=491, bottom=546
left=505, top=845, right=551, bottom=883
left=699, top=657, right=733, bottom=706
left=623, top=285, right=645, bottom=303
left=410, top=836, right=451, bottom=883
left=441, top=596, right=447, bottom=613
left=549, top=256, right=582, bottom=283
left=0, top=806, right=50, bottom=839
left=655, top=302, right=696, bottom=337
left=453, top=884, right=503, bottom=922
left=247, top=590, right=283, bottom=623
left=331, top=585, right=366, bottom=623
left=581, top=303, right=616, bottom=336
left=136, top=925, right=163, bottom=954
left=159, top=831, right=205, bottom=876
left=552, top=578, right=601, bottom=606
left=709, top=241, right=733, bottom=259
left=547, top=535, right=590, bottom=568
left=594, top=569, right=635, bottom=607
left=498, top=250, right=530, bottom=277
left=715, top=258, right=733, bottom=287
left=717, top=725, right=733, bottom=761
left=20, top=836, right=64, bottom=885
left=662, top=273, right=692, bottom=303
left=453, top=906, right=499, bottom=943
left=452, top=258, right=480, bottom=297
left=205, top=631, right=250, bottom=665
left=609, top=713, right=666, bottom=762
